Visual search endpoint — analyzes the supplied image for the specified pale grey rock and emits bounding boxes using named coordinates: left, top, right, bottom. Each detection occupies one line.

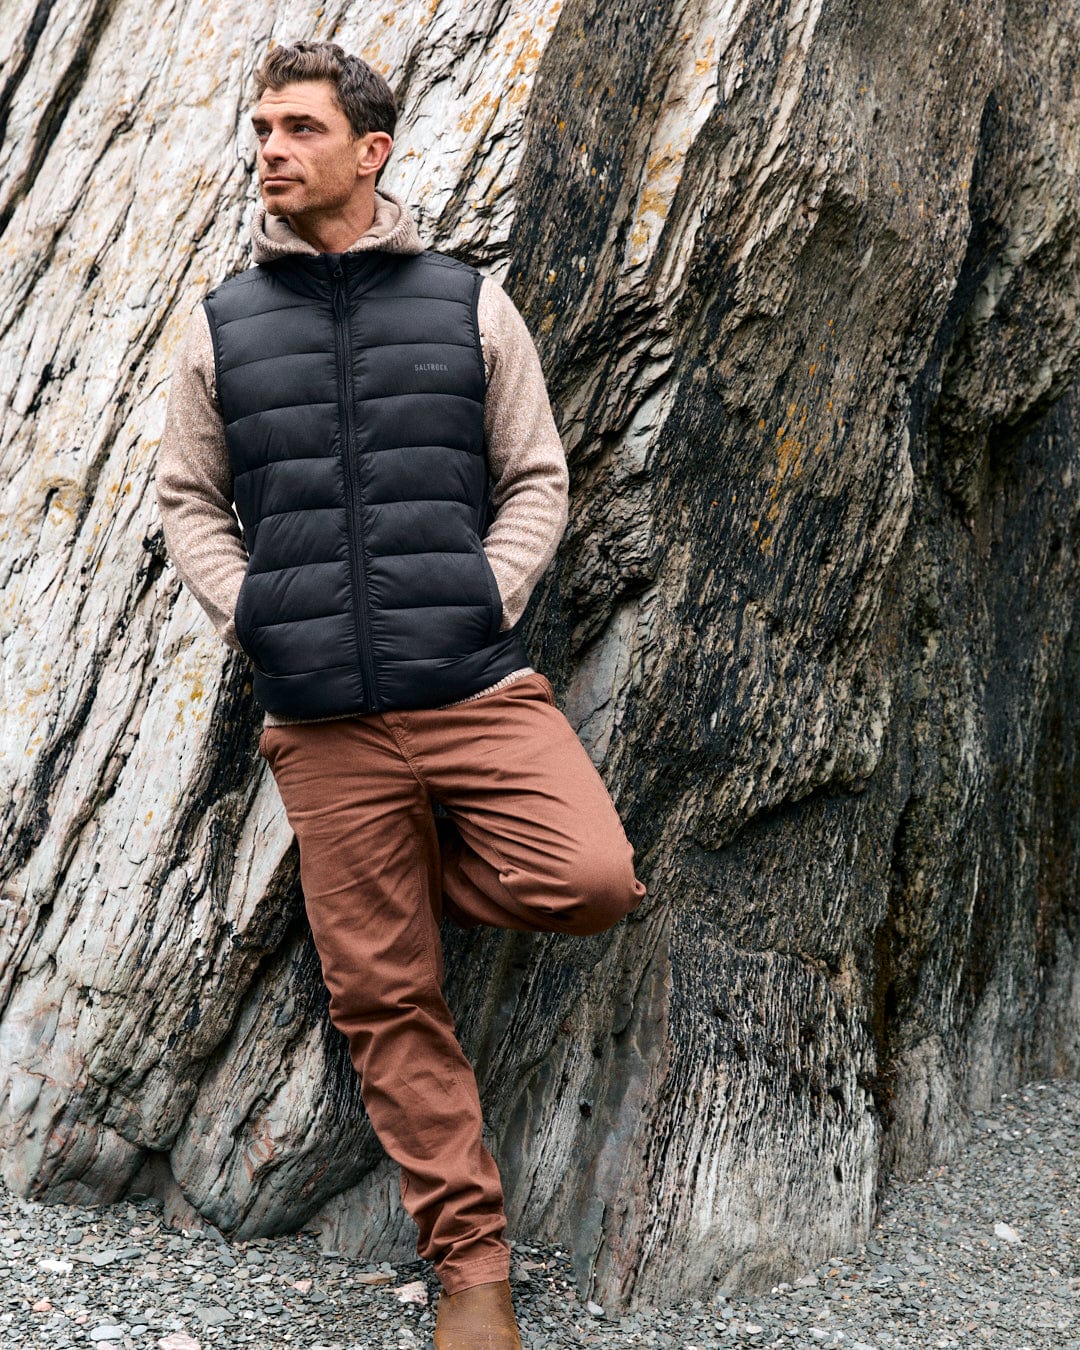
left=0, top=0, right=1078, bottom=1319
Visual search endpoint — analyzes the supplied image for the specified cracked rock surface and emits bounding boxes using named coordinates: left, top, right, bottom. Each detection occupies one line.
left=1, top=0, right=1079, bottom=1314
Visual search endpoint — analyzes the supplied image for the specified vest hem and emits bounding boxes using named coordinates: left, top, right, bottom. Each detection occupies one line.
left=258, top=666, right=539, bottom=728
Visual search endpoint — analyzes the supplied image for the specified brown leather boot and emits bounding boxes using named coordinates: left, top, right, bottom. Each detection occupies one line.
left=432, top=1277, right=523, bottom=1349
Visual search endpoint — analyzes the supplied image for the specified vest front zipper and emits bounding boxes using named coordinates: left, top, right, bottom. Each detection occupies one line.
left=330, top=258, right=380, bottom=708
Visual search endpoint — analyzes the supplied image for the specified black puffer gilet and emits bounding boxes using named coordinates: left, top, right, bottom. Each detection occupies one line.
left=203, top=248, right=532, bottom=720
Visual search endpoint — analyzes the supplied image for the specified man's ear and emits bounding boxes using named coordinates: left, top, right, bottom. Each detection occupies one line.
left=358, top=131, right=393, bottom=178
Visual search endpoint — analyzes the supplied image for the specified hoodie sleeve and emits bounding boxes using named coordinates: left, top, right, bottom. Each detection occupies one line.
left=154, top=306, right=249, bottom=652
left=477, top=276, right=570, bottom=630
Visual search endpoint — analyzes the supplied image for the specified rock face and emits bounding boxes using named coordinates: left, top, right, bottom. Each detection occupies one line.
left=1, top=0, right=1078, bottom=1314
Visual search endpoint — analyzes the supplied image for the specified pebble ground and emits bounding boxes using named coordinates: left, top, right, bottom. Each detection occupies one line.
left=1, top=1078, right=1075, bottom=1349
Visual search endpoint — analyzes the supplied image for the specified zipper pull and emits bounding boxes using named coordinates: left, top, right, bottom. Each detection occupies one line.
left=330, top=259, right=345, bottom=316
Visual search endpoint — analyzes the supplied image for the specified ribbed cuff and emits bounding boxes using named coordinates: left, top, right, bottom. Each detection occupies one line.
left=431, top=667, right=535, bottom=710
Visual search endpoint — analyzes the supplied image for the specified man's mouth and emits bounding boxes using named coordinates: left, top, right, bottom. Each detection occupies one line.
left=263, top=177, right=299, bottom=186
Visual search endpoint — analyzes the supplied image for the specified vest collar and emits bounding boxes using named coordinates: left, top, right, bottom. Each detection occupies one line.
left=261, top=249, right=411, bottom=300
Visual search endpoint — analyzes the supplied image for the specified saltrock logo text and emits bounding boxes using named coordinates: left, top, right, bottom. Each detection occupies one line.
left=414, top=362, right=449, bottom=372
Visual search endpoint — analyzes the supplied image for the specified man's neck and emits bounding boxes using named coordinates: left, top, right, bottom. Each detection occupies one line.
left=279, top=195, right=375, bottom=254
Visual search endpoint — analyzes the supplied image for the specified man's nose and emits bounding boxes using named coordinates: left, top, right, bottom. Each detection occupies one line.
left=261, top=129, right=288, bottom=162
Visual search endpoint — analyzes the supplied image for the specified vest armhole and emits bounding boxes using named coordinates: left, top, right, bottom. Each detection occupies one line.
left=202, top=296, right=224, bottom=407
left=469, top=269, right=486, bottom=389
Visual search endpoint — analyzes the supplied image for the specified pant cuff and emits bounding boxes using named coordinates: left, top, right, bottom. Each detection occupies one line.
left=436, top=1250, right=512, bottom=1296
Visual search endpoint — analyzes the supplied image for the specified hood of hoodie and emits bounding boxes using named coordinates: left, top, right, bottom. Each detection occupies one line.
left=251, top=185, right=425, bottom=264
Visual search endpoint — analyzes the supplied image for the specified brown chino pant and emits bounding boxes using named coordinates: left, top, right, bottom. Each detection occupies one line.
left=257, top=671, right=647, bottom=1295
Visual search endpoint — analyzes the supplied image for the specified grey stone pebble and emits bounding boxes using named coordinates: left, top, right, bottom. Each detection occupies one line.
left=0, top=1078, right=1076, bottom=1347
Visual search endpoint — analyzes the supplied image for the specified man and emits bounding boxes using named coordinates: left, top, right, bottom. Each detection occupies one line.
left=155, top=39, right=647, bottom=1350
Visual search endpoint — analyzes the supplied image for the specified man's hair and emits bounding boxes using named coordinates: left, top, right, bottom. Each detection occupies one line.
left=253, top=41, right=397, bottom=143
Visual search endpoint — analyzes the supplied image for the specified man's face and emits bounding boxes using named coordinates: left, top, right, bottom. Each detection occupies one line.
left=251, top=80, right=378, bottom=217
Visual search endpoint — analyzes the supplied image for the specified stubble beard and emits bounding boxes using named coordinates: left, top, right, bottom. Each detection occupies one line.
left=261, top=178, right=354, bottom=223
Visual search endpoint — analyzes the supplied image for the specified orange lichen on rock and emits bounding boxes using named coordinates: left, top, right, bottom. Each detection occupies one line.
left=460, top=90, right=495, bottom=133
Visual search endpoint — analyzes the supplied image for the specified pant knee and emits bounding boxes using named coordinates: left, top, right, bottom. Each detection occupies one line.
left=561, top=855, right=646, bottom=935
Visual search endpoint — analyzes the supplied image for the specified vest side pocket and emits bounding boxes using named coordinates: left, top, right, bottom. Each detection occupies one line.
left=235, top=579, right=273, bottom=679
left=479, top=545, right=504, bottom=643
left=234, top=577, right=256, bottom=661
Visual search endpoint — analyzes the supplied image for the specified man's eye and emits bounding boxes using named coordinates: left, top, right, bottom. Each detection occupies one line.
left=254, top=123, right=313, bottom=139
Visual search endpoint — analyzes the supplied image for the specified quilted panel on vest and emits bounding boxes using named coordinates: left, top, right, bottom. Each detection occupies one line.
left=203, top=250, right=531, bottom=718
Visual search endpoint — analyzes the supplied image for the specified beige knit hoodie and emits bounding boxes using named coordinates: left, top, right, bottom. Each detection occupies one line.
left=155, top=186, right=569, bottom=726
